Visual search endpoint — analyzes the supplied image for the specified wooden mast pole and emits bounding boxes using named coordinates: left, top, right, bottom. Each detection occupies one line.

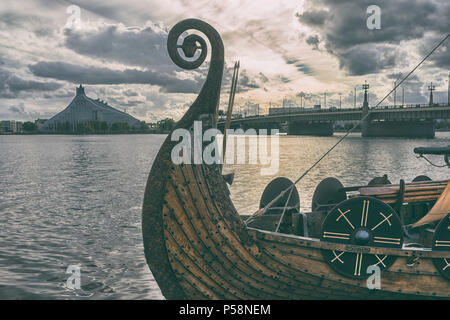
left=222, top=61, right=240, bottom=160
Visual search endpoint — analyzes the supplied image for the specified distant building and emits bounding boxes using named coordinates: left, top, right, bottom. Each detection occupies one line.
left=0, top=120, right=23, bottom=133
left=0, top=121, right=11, bottom=133
left=15, top=121, right=23, bottom=133
left=42, top=85, right=141, bottom=132
left=243, top=102, right=260, bottom=117
left=282, top=99, right=295, bottom=108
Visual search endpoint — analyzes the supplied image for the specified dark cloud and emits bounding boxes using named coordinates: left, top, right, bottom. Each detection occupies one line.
left=0, top=68, right=62, bottom=98
left=0, top=10, right=55, bottom=38
left=123, top=89, right=139, bottom=97
left=338, top=44, right=400, bottom=76
left=219, top=65, right=261, bottom=95
left=296, top=9, right=328, bottom=27
left=386, top=73, right=419, bottom=82
left=0, top=11, right=42, bottom=29
left=386, top=72, right=404, bottom=81
left=419, top=34, right=450, bottom=69
left=285, top=58, right=314, bottom=75
left=8, top=105, right=25, bottom=113
left=64, top=24, right=170, bottom=69
left=235, top=71, right=260, bottom=93
left=3, top=102, right=42, bottom=120
left=29, top=61, right=201, bottom=93
left=306, top=35, right=320, bottom=50
left=295, top=63, right=313, bottom=75
left=298, top=0, right=450, bottom=75
left=43, top=22, right=227, bottom=94
left=34, top=26, right=55, bottom=38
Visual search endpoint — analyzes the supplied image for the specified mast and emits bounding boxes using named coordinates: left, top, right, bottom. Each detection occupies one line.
left=222, top=61, right=240, bottom=158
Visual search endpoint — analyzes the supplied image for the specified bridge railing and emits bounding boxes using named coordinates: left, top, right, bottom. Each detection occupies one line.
left=228, top=102, right=449, bottom=120
left=372, top=102, right=449, bottom=110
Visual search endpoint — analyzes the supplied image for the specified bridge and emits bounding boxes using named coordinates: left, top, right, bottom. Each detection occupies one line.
left=218, top=90, right=450, bottom=138
left=225, top=103, right=449, bottom=122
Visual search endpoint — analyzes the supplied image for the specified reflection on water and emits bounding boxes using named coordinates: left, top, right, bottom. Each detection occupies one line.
left=0, top=134, right=165, bottom=299
left=0, top=133, right=449, bottom=299
left=227, top=133, right=450, bottom=214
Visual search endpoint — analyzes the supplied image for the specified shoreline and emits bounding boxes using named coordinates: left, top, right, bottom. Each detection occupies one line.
left=0, top=131, right=171, bottom=135
left=2, top=128, right=450, bottom=136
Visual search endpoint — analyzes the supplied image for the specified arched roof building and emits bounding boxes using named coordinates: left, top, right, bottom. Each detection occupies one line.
left=42, top=85, right=141, bottom=131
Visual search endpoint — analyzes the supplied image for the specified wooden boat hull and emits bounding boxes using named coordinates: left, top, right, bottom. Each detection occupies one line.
left=142, top=18, right=449, bottom=300
left=143, top=154, right=449, bottom=299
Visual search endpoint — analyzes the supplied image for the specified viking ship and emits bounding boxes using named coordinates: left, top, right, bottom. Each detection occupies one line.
left=142, top=19, right=450, bottom=299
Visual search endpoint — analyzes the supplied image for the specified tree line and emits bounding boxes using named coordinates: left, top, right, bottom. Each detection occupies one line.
left=20, top=118, right=177, bottom=134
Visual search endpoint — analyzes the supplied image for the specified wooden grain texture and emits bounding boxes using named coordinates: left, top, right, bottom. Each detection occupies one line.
left=151, top=161, right=450, bottom=299
left=357, top=181, right=450, bottom=207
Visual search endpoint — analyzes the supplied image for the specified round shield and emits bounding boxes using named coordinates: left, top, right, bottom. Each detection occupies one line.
left=321, top=196, right=403, bottom=279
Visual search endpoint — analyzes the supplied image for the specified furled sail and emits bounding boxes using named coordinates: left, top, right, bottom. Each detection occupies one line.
left=413, top=181, right=450, bottom=227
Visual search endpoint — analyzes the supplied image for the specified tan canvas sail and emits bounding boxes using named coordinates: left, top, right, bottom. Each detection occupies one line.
left=413, top=180, right=450, bottom=227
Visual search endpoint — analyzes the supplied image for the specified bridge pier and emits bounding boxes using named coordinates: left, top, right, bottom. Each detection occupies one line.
left=362, top=120, right=435, bottom=138
left=287, top=121, right=333, bottom=136
left=360, top=82, right=435, bottom=138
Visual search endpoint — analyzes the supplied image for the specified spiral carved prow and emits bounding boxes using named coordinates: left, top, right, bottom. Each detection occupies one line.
left=180, top=35, right=202, bottom=58
left=167, top=19, right=225, bottom=127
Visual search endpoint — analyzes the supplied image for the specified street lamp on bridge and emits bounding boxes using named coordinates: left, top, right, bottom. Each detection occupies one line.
left=428, top=82, right=435, bottom=106
left=362, top=81, right=370, bottom=112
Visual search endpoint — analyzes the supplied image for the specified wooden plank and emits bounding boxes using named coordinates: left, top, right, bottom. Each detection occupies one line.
left=359, top=184, right=446, bottom=196
left=376, top=190, right=443, bottom=199
left=343, top=179, right=449, bottom=192
left=257, top=234, right=449, bottom=298
left=384, top=195, right=439, bottom=204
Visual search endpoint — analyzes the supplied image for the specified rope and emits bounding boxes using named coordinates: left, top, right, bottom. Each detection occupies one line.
left=274, top=183, right=294, bottom=232
left=245, top=32, right=450, bottom=225
left=417, top=155, right=448, bottom=168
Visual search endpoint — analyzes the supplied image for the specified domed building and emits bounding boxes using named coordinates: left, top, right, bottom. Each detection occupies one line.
left=42, top=85, right=141, bottom=132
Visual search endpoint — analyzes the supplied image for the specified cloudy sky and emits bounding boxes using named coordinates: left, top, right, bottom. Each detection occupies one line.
left=0, top=0, right=449, bottom=122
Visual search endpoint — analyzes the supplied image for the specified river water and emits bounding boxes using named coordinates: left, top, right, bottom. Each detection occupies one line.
left=0, top=133, right=449, bottom=299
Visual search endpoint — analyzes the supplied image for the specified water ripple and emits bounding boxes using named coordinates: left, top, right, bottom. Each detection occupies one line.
left=1, top=133, right=449, bottom=299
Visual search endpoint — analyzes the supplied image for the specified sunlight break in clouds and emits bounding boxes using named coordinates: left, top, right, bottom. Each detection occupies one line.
left=0, top=0, right=449, bottom=122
